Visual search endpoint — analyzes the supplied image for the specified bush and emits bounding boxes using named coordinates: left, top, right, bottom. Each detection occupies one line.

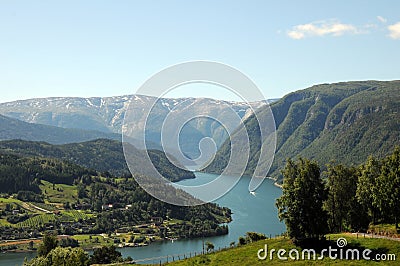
left=24, top=247, right=89, bottom=266
left=238, top=236, right=247, bottom=245
left=246, top=232, right=267, bottom=242
left=59, top=237, right=79, bottom=248
left=90, top=245, right=122, bottom=264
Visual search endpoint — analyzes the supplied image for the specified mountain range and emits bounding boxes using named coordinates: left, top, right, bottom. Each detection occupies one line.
left=1, top=81, right=399, bottom=183
left=0, top=95, right=269, bottom=160
left=205, top=80, right=400, bottom=181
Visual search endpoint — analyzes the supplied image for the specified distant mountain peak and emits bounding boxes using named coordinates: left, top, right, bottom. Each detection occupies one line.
left=0, top=94, right=275, bottom=162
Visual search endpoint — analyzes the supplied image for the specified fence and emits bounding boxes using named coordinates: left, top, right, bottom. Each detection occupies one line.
left=121, top=234, right=285, bottom=265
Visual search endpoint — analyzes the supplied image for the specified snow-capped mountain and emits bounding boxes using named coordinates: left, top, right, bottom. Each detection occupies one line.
left=0, top=95, right=274, bottom=160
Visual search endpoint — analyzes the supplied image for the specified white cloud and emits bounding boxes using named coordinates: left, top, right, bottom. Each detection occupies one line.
left=364, top=23, right=378, bottom=29
left=377, top=16, right=387, bottom=23
left=287, top=30, right=305, bottom=40
left=287, top=20, right=359, bottom=39
left=388, top=22, right=400, bottom=39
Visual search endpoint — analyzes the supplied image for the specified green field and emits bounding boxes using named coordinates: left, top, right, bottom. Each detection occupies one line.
left=31, top=202, right=58, bottom=211
left=0, top=197, right=24, bottom=204
left=17, top=213, right=57, bottom=227
left=165, top=234, right=400, bottom=265
left=63, top=210, right=94, bottom=220
left=0, top=194, right=94, bottom=229
left=16, top=210, right=93, bottom=228
left=72, top=234, right=110, bottom=248
left=40, top=180, right=78, bottom=203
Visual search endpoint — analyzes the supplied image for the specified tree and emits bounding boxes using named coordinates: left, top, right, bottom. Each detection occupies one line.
left=63, top=201, right=71, bottom=209
left=276, top=158, right=327, bottom=242
left=48, top=247, right=89, bottom=266
left=28, top=241, right=34, bottom=250
left=356, top=156, right=381, bottom=223
left=37, top=233, right=58, bottom=257
left=90, top=245, right=122, bottom=264
left=246, top=232, right=266, bottom=242
left=375, top=147, right=400, bottom=229
left=324, top=164, right=368, bottom=232
left=205, top=241, right=214, bottom=253
left=238, top=236, right=247, bottom=245
left=24, top=247, right=89, bottom=266
left=59, top=237, right=79, bottom=248
left=23, top=256, right=49, bottom=266
left=77, top=183, right=86, bottom=198
left=125, top=256, right=134, bottom=262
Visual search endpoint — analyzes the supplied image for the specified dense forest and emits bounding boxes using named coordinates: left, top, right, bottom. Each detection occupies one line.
left=276, top=147, right=400, bottom=242
left=0, top=152, right=95, bottom=194
left=0, top=139, right=195, bottom=182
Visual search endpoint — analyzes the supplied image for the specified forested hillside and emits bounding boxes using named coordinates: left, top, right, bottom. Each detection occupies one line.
left=0, top=152, right=230, bottom=241
left=0, top=139, right=195, bottom=182
left=205, top=80, right=400, bottom=181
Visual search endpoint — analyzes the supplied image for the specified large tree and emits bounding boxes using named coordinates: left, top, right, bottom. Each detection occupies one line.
left=24, top=247, right=89, bottom=266
left=375, top=147, right=400, bottom=229
left=356, top=156, right=382, bottom=224
left=89, top=245, right=123, bottom=264
left=37, top=233, right=58, bottom=257
left=276, top=158, right=327, bottom=241
left=324, top=164, right=369, bottom=232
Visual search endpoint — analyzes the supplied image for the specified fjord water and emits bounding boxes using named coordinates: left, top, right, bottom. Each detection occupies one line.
left=120, top=172, right=285, bottom=263
left=1, top=172, right=284, bottom=265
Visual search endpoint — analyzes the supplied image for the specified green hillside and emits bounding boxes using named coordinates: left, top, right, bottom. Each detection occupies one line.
left=205, top=80, right=400, bottom=181
left=0, top=152, right=230, bottom=242
left=165, top=233, right=400, bottom=265
left=0, top=139, right=195, bottom=182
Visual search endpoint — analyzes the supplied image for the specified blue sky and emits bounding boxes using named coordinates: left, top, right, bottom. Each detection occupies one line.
left=1, top=0, right=399, bottom=102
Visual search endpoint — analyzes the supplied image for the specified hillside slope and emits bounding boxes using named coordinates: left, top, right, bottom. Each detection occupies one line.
left=166, top=234, right=400, bottom=265
left=0, top=114, right=121, bottom=144
left=0, top=139, right=195, bottom=182
left=205, top=80, right=400, bottom=181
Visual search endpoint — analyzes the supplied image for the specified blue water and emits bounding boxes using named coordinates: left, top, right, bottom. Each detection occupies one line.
left=0, top=173, right=285, bottom=265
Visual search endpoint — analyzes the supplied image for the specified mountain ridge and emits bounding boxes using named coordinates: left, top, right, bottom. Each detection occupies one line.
left=0, top=95, right=269, bottom=159
left=0, top=114, right=121, bottom=144
left=0, top=138, right=195, bottom=182
left=205, top=80, right=400, bottom=181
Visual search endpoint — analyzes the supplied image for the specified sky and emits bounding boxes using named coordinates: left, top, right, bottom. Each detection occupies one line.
left=1, top=0, right=400, bottom=103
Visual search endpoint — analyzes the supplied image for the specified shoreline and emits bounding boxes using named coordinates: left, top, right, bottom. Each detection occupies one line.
left=273, top=182, right=283, bottom=189
left=0, top=228, right=231, bottom=255
left=262, top=176, right=282, bottom=189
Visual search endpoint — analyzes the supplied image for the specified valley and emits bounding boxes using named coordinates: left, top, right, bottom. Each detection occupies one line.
left=0, top=152, right=231, bottom=254
left=3, top=1, right=400, bottom=264
left=0, top=80, right=399, bottom=265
